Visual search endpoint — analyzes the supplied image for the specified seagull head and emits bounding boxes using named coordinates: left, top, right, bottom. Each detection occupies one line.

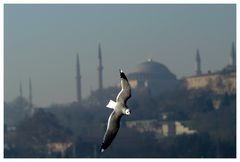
left=124, top=108, right=131, bottom=115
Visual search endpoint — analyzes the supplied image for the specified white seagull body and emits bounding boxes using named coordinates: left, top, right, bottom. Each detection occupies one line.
left=100, top=69, right=131, bottom=152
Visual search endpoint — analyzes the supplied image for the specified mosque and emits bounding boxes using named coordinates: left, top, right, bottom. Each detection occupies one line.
left=75, top=41, right=236, bottom=101
left=125, top=43, right=235, bottom=96
left=18, top=42, right=236, bottom=105
left=75, top=43, right=179, bottom=99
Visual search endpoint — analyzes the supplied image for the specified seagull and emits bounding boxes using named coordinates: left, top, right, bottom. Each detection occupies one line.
left=100, top=69, right=131, bottom=152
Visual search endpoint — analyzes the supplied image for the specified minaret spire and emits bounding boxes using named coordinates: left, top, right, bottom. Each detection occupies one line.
left=98, top=43, right=103, bottom=90
left=195, top=48, right=202, bottom=75
left=19, top=81, right=23, bottom=99
left=29, top=77, right=33, bottom=108
left=18, top=80, right=24, bottom=109
left=76, top=53, right=82, bottom=103
left=229, top=42, right=236, bottom=67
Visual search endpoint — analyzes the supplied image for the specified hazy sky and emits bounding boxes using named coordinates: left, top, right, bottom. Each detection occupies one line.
left=4, top=4, right=236, bottom=107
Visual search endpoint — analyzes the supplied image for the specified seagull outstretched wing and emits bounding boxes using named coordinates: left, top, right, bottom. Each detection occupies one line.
left=100, top=111, right=121, bottom=152
left=116, top=69, right=131, bottom=105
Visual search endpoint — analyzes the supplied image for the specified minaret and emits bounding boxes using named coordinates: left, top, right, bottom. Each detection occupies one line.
left=98, top=43, right=103, bottom=90
left=19, top=81, right=23, bottom=99
left=195, top=48, right=202, bottom=75
left=29, top=77, right=33, bottom=108
left=19, top=80, right=23, bottom=108
left=229, top=42, right=236, bottom=67
left=76, top=53, right=82, bottom=102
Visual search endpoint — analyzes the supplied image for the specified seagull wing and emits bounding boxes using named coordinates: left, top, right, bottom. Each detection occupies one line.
left=100, top=111, right=122, bottom=152
left=116, top=70, right=131, bottom=104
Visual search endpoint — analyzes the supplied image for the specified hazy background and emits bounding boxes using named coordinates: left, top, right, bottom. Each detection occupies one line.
left=4, top=4, right=236, bottom=107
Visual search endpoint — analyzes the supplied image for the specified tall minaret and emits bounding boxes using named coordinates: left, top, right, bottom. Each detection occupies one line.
left=76, top=53, right=82, bottom=103
left=19, top=81, right=23, bottom=108
left=29, top=77, right=33, bottom=108
left=98, top=43, right=103, bottom=90
left=19, top=81, right=23, bottom=99
left=229, top=42, right=236, bottom=67
left=195, top=48, right=202, bottom=75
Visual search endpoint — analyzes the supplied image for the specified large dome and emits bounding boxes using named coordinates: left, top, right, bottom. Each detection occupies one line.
left=128, top=59, right=176, bottom=80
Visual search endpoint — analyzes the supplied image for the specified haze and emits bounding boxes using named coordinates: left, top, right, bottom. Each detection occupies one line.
left=4, top=4, right=236, bottom=107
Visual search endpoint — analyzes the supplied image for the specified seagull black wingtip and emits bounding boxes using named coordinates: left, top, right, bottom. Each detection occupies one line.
left=119, top=69, right=128, bottom=81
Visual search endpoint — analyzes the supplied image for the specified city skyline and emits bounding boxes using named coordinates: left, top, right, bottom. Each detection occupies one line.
left=4, top=4, right=236, bottom=107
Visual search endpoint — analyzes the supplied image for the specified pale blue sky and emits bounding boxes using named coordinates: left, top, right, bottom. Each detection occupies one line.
left=4, top=4, right=236, bottom=107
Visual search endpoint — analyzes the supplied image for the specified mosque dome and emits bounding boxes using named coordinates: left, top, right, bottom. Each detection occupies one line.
left=127, top=59, right=177, bottom=93
left=128, top=59, right=177, bottom=80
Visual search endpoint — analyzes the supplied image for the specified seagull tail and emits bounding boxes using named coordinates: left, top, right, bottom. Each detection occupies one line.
left=106, top=100, right=117, bottom=109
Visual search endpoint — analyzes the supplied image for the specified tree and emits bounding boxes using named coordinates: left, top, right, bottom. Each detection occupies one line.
left=5, top=109, right=73, bottom=157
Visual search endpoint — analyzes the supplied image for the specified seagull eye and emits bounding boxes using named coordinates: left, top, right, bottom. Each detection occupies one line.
left=125, top=109, right=131, bottom=115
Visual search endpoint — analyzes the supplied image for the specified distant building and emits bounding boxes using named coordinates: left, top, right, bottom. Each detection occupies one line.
left=184, top=42, right=236, bottom=94
left=126, top=119, right=196, bottom=139
left=127, top=59, right=178, bottom=95
left=184, top=72, right=236, bottom=94
left=47, top=142, right=72, bottom=158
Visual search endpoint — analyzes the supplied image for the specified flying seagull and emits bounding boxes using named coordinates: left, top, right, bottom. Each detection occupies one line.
left=100, top=69, right=131, bottom=152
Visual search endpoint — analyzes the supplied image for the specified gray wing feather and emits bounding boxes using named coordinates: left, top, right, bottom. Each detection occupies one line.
left=101, top=111, right=122, bottom=151
left=116, top=72, right=131, bottom=104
